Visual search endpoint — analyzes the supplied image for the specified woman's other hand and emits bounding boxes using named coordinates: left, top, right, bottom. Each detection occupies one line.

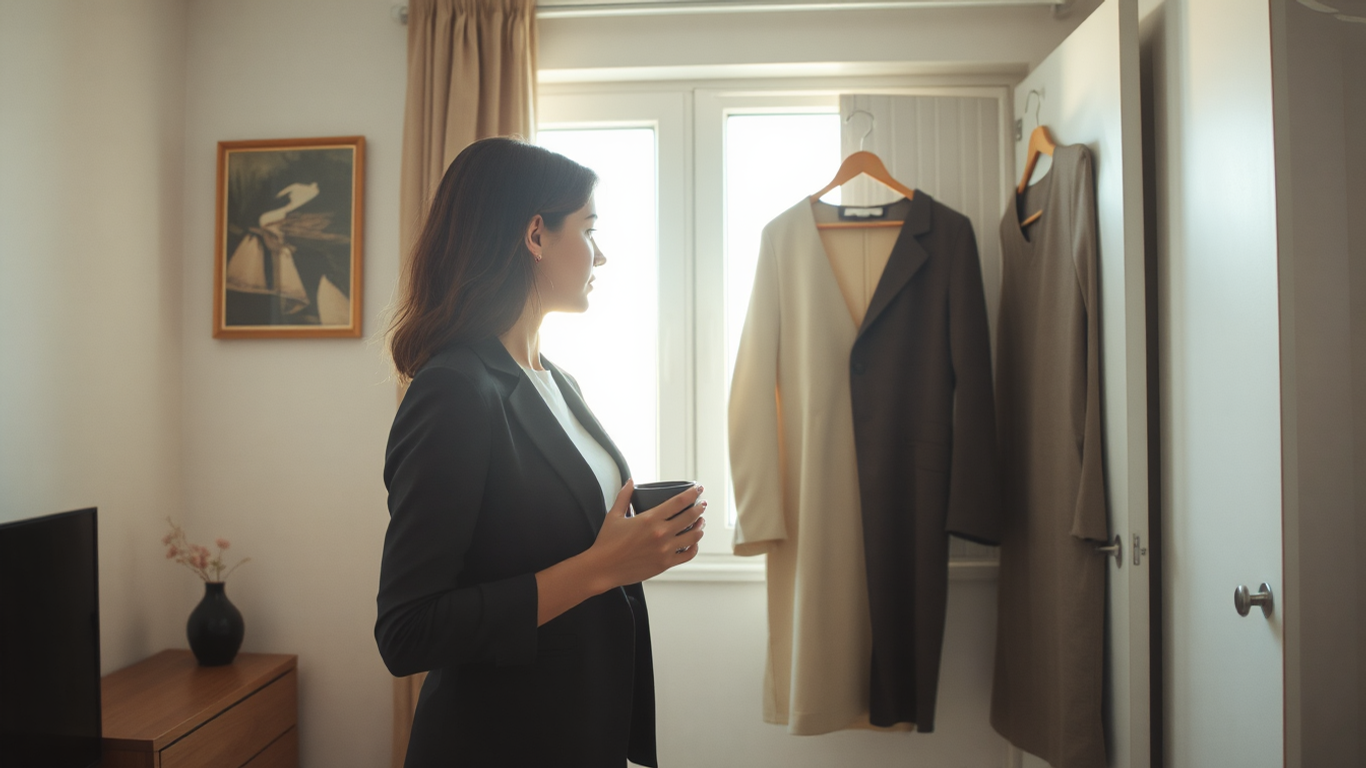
left=588, top=481, right=706, bottom=587
left=534, top=480, right=706, bottom=626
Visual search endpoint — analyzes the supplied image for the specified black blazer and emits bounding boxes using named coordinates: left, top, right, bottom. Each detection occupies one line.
left=376, top=337, right=657, bottom=768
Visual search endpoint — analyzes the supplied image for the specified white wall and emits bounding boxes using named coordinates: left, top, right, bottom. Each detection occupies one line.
left=0, top=0, right=189, bottom=674
left=179, top=1, right=406, bottom=766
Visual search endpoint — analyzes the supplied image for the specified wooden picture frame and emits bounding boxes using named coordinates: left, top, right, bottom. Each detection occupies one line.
left=214, top=136, right=365, bottom=338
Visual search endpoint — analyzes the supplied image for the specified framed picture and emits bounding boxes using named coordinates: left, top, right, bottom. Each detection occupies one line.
left=214, top=136, right=365, bottom=338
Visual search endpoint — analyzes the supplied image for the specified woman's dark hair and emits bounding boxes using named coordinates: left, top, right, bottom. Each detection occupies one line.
left=389, top=137, right=597, bottom=380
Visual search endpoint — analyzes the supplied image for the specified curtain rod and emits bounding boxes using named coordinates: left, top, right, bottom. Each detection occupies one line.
left=392, top=0, right=1067, bottom=23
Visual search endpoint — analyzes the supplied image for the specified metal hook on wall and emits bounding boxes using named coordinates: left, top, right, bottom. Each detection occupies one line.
left=847, top=109, right=875, bottom=151
left=1015, top=88, right=1046, bottom=141
left=1027, top=88, right=1046, bottom=129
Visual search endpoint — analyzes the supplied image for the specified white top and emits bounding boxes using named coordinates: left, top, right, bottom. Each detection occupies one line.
left=519, top=363, right=622, bottom=513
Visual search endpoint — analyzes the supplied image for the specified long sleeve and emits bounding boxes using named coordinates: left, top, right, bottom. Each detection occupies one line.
left=375, top=367, right=538, bottom=677
left=1070, top=149, right=1109, bottom=543
left=945, top=219, right=1004, bottom=545
left=729, top=229, right=787, bottom=556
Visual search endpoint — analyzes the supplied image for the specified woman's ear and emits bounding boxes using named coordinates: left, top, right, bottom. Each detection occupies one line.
left=525, top=215, right=545, bottom=262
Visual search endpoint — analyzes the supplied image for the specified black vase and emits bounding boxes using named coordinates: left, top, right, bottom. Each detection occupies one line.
left=187, top=581, right=244, bottom=666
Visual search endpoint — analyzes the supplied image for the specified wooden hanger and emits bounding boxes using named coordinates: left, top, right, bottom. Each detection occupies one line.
left=810, top=151, right=916, bottom=229
left=810, top=110, right=915, bottom=230
left=1016, top=90, right=1057, bottom=228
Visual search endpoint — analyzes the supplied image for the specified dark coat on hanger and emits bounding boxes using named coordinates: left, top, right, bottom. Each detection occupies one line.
left=846, top=191, right=1004, bottom=731
left=376, top=337, right=656, bottom=768
left=731, top=190, right=1003, bottom=734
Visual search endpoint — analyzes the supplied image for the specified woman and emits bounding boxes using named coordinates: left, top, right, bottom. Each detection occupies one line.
left=376, top=136, right=706, bottom=768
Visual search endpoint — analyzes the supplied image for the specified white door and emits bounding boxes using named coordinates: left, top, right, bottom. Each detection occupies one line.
left=1013, top=1, right=1151, bottom=766
left=1146, top=0, right=1285, bottom=766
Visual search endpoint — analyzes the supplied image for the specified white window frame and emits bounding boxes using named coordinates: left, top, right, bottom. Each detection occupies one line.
left=539, top=78, right=1011, bottom=582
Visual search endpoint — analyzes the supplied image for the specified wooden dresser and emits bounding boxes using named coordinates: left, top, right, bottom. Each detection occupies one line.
left=101, top=650, right=298, bottom=768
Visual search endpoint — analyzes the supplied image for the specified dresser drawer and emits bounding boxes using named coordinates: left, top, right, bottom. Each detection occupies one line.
left=160, top=669, right=297, bottom=768
left=243, top=726, right=298, bottom=768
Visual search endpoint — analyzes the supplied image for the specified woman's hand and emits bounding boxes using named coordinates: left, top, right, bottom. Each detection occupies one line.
left=534, top=480, right=706, bottom=626
left=587, top=481, right=707, bottom=588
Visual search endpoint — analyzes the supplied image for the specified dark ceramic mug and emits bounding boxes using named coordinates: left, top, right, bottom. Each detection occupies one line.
left=630, top=480, right=699, bottom=533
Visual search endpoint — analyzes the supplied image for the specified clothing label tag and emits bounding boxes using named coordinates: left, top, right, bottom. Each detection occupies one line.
left=839, top=206, right=887, bottom=220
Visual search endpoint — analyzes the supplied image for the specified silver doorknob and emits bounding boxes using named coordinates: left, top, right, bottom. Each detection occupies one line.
left=1234, top=583, right=1274, bottom=618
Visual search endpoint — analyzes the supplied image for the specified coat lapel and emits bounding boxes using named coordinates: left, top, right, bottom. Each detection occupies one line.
left=473, top=338, right=607, bottom=535
left=857, top=191, right=934, bottom=340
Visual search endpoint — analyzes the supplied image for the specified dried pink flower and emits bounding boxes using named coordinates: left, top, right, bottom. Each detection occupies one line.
left=161, top=518, right=248, bottom=583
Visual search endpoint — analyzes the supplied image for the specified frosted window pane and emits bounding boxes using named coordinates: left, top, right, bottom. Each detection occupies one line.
left=724, top=113, right=841, bottom=523
left=536, top=128, right=659, bottom=483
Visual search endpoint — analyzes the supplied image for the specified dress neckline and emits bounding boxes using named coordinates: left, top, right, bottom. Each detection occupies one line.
left=1010, top=149, right=1059, bottom=249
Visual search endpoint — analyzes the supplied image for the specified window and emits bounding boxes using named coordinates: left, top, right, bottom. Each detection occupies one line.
left=537, top=89, right=840, bottom=573
left=535, top=127, right=661, bottom=482
left=536, top=90, right=691, bottom=507
left=538, top=85, right=1004, bottom=577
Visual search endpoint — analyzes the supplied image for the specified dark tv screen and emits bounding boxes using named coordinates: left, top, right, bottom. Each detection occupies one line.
left=0, top=508, right=101, bottom=768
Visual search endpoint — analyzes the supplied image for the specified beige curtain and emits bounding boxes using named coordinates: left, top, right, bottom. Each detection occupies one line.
left=392, top=1, right=537, bottom=766
left=399, top=0, right=538, bottom=266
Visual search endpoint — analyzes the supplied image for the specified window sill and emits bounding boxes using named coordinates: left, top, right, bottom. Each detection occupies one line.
left=648, top=554, right=1000, bottom=583
left=649, top=553, right=766, bottom=582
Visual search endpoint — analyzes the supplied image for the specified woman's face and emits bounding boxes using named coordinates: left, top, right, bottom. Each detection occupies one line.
left=528, top=195, right=606, bottom=314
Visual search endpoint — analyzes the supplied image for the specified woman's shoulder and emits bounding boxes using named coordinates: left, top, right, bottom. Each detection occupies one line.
left=386, top=343, right=506, bottom=477
left=406, top=338, right=512, bottom=408
left=421, top=343, right=484, bottom=378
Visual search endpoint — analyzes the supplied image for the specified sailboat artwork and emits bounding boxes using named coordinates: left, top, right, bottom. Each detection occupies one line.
left=213, top=136, right=366, bottom=339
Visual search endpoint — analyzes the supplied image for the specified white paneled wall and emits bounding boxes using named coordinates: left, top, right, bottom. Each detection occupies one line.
left=840, top=93, right=1005, bottom=562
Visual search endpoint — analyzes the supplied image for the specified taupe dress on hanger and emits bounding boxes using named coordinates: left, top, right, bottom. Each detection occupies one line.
left=991, top=143, right=1109, bottom=768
